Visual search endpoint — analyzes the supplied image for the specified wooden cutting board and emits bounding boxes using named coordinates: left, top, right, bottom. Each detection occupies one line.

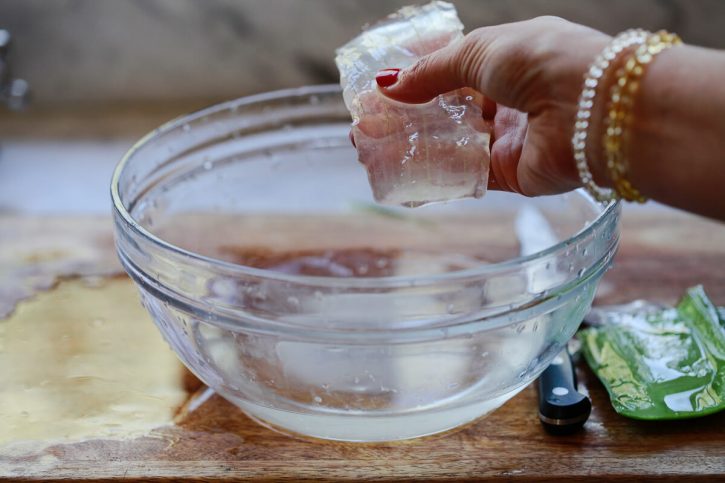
left=1, top=209, right=724, bottom=481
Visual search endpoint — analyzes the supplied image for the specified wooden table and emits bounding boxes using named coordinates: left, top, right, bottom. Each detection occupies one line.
left=1, top=209, right=724, bottom=481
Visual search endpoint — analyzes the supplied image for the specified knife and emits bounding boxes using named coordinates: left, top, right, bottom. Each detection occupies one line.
left=538, top=345, right=592, bottom=434
left=514, top=206, right=592, bottom=434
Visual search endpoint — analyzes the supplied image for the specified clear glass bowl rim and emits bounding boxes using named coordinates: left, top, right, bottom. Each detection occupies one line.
left=110, top=84, right=619, bottom=290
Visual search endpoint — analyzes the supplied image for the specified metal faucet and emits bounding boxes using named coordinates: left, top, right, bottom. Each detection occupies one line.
left=0, top=29, right=30, bottom=111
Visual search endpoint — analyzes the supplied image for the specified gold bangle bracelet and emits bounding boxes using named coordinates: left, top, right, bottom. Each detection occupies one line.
left=604, top=30, right=682, bottom=203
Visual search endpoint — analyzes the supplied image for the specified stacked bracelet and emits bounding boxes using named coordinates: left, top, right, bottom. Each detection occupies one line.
left=604, top=30, right=682, bottom=203
left=573, top=29, right=681, bottom=203
left=572, top=29, right=649, bottom=203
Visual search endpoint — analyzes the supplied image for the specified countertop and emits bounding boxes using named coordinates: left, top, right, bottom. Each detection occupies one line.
left=1, top=209, right=724, bottom=481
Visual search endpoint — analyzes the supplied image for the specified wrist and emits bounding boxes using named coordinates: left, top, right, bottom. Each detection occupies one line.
left=623, top=46, right=683, bottom=198
left=571, top=30, right=649, bottom=200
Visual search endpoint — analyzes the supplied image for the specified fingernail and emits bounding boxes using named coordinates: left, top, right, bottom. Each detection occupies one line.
left=349, top=130, right=356, bottom=148
left=375, top=68, right=400, bottom=88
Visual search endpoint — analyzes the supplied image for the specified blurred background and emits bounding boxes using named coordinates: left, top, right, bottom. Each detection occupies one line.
left=1, top=0, right=724, bottom=213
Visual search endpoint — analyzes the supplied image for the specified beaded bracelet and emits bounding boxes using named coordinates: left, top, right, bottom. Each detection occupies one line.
left=604, top=30, right=682, bottom=203
left=572, top=29, right=649, bottom=203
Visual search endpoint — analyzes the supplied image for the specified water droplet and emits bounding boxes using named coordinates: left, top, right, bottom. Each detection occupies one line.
left=577, top=268, right=586, bottom=277
left=465, top=95, right=474, bottom=101
left=545, top=262, right=551, bottom=270
left=455, top=136, right=469, bottom=147
left=480, top=351, right=489, bottom=358
left=515, top=324, right=525, bottom=334
left=182, top=124, right=191, bottom=132
left=448, top=382, right=460, bottom=389
left=287, top=296, right=300, bottom=307
left=568, top=263, right=574, bottom=272
left=375, top=258, right=388, bottom=268
left=203, top=160, right=213, bottom=170
left=313, top=290, right=323, bottom=301
left=321, top=383, right=330, bottom=392
left=313, top=396, right=322, bottom=404
left=582, top=248, right=589, bottom=256
left=446, top=303, right=455, bottom=314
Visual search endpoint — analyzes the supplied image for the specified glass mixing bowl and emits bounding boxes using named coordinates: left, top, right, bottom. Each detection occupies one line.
left=111, top=85, right=619, bottom=442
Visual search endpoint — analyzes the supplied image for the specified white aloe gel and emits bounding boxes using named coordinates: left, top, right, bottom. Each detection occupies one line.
left=335, top=1, right=492, bottom=207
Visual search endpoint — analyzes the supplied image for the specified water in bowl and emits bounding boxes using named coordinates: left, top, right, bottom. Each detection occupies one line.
left=146, top=212, right=587, bottom=441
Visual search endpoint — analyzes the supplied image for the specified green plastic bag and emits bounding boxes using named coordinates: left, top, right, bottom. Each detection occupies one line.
left=580, top=286, right=725, bottom=420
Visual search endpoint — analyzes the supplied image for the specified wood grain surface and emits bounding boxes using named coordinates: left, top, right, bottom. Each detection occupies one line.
left=1, top=209, right=724, bottom=482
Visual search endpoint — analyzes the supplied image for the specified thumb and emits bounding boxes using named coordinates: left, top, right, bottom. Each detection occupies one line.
left=375, top=38, right=468, bottom=104
left=376, top=25, right=541, bottom=112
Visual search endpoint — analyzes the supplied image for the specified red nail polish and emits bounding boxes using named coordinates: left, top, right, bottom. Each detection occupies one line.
left=376, top=68, right=400, bottom=88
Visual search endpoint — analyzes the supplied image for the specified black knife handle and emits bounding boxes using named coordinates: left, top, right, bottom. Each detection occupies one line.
left=538, top=347, right=591, bottom=435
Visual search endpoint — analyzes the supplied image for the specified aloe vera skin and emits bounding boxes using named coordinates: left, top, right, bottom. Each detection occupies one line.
left=581, top=286, right=725, bottom=420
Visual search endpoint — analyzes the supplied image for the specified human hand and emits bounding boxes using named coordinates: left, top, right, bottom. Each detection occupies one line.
left=374, top=16, right=611, bottom=196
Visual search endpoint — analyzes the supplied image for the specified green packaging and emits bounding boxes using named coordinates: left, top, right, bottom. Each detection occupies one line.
left=580, top=286, right=725, bottom=419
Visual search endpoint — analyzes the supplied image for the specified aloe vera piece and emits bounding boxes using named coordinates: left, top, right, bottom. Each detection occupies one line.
left=580, top=286, right=725, bottom=419
left=335, top=1, right=492, bottom=207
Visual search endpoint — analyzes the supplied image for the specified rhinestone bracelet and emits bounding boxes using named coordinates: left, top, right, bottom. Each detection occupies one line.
left=604, top=30, right=682, bottom=203
left=572, top=29, right=649, bottom=203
